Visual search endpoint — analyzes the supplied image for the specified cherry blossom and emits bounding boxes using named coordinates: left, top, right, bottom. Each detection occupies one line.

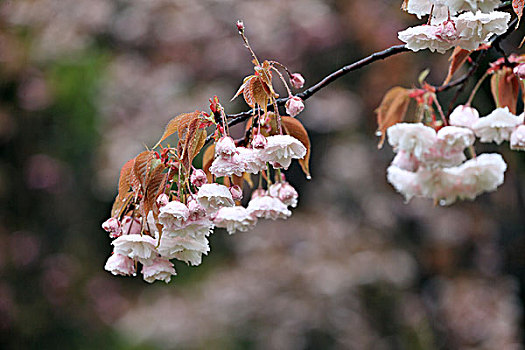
left=197, top=183, right=235, bottom=211
left=285, top=96, right=305, bottom=117
left=510, top=125, right=525, bottom=151
left=112, top=234, right=158, bottom=265
left=247, top=195, right=291, bottom=220
left=472, top=107, right=523, bottom=144
left=261, top=135, right=307, bottom=169
left=214, top=206, right=257, bottom=234
left=141, top=258, right=177, bottom=283
left=158, top=200, right=190, bottom=230
left=449, top=105, right=480, bottom=129
left=104, top=253, right=136, bottom=276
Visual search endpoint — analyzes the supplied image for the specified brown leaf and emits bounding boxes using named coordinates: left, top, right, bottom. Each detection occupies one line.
left=513, top=0, right=524, bottom=27
left=111, top=192, right=133, bottom=218
left=181, top=118, right=207, bottom=170
left=143, top=164, right=167, bottom=215
left=242, top=76, right=258, bottom=107
left=375, top=86, right=411, bottom=148
left=118, top=158, right=135, bottom=198
left=202, top=144, right=215, bottom=183
left=443, top=47, right=471, bottom=85
left=153, top=111, right=201, bottom=148
left=401, top=0, right=409, bottom=10
left=491, top=67, right=520, bottom=114
left=251, top=77, right=270, bottom=108
left=132, top=151, right=156, bottom=191
left=231, top=75, right=255, bottom=102
left=282, top=116, right=311, bottom=178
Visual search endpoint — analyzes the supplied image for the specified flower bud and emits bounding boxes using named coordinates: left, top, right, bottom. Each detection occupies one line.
left=236, top=20, right=244, bottom=32
left=229, top=185, right=243, bottom=201
left=285, top=96, right=305, bottom=117
left=102, top=217, right=122, bottom=238
left=252, top=133, right=267, bottom=149
left=215, top=136, right=237, bottom=157
left=156, top=193, right=169, bottom=207
left=191, top=169, right=207, bottom=187
left=514, top=63, right=525, bottom=80
left=289, top=73, right=305, bottom=89
left=121, top=216, right=142, bottom=235
left=435, top=20, right=457, bottom=42
left=449, top=105, right=479, bottom=129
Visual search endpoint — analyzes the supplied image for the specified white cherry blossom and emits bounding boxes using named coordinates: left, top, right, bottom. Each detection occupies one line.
left=472, top=107, right=522, bottom=144
left=214, top=206, right=257, bottom=234
left=141, top=258, right=177, bottom=283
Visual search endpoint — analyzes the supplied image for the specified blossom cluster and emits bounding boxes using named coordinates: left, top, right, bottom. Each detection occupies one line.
left=386, top=102, right=525, bottom=204
left=102, top=23, right=310, bottom=283
left=103, top=133, right=305, bottom=283
left=399, top=0, right=510, bottom=53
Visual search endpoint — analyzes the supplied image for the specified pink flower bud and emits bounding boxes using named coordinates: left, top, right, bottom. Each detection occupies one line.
left=191, top=169, right=207, bottom=187
left=435, top=20, right=457, bottom=42
left=514, top=63, right=525, bottom=80
left=285, top=96, right=304, bottom=117
left=156, top=193, right=169, bottom=207
left=215, top=136, right=237, bottom=157
left=102, top=217, right=122, bottom=238
left=187, top=197, right=207, bottom=220
left=252, top=133, right=267, bottom=149
left=289, top=73, right=305, bottom=89
left=236, top=20, right=244, bottom=32
left=229, top=185, right=243, bottom=201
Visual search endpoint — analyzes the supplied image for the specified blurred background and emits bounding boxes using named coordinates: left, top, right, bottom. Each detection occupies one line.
left=1, top=0, right=525, bottom=349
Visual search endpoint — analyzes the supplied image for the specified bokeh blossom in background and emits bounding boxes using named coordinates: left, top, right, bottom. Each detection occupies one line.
left=1, top=0, right=525, bottom=349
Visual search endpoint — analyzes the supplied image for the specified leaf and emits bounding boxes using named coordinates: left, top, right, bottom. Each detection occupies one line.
left=202, top=144, right=215, bottom=183
left=143, top=164, right=167, bottom=215
left=374, top=86, right=411, bottom=148
left=418, top=68, right=430, bottom=85
left=111, top=192, right=133, bottom=218
left=513, top=0, right=524, bottom=27
left=132, top=150, right=156, bottom=191
left=491, top=67, right=520, bottom=114
left=401, top=0, right=409, bottom=10
left=118, top=158, right=135, bottom=198
left=282, top=116, right=311, bottom=178
left=181, top=117, right=207, bottom=170
left=250, top=77, right=270, bottom=108
left=231, top=75, right=255, bottom=102
left=153, top=111, right=201, bottom=148
left=443, top=47, right=471, bottom=85
left=242, top=76, right=258, bottom=107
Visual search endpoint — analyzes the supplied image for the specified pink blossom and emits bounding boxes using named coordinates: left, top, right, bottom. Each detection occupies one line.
left=449, top=105, right=480, bottom=129
left=215, top=136, right=237, bottom=157
left=290, top=73, right=305, bottom=89
left=104, top=253, right=136, bottom=276
left=112, top=234, right=158, bottom=265
left=398, top=24, right=454, bottom=54
left=159, top=200, right=190, bottom=230
left=190, top=169, right=207, bottom=187
left=472, top=107, right=522, bottom=144
left=387, top=123, right=436, bottom=158
left=435, top=20, right=458, bottom=42
left=391, top=151, right=420, bottom=172
left=214, top=206, right=257, bottom=234
left=285, top=96, right=305, bottom=117
left=252, top=133, right=267, bottom=149
left=157, top=234, right=210, bottom=266
left=510, top=125, right=525, bottom=151
left=268, top=182, right=298, bottom=208
left=141, top=258, right=176, bottom=283
left=247, top=195, right=291, bottom=220
left=187, top=198, right=207, bottom=221
left=261, top=135, right=307, bottom=169
left=209, top=153, right=245, bottom=177
left=197, top=183, right=235, bottom=211
left=514, top=63, right=525, bottom=80
left=121, top=216, right=142, bottom=235
left=237, top=147, right=267, bottom=174
left=387, top=166, right=422, bottom=202
left=229, top=185, right=243, bottom=201
left=156, top=193, right=169, bottom=207
left=102, top=217, right=122, bottom=238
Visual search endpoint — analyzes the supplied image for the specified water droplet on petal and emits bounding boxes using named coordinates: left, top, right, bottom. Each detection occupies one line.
left=439, top=199, right=447, bottom=206
left=306, top=175, right=312, bottom=180
left=375, top=130, right=382, bottom=137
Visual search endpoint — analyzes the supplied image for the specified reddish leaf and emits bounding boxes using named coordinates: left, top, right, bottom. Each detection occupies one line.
left=375, top=87, right=412, bottom=148
left=153, top=111, right=201, bottom=148
left=181, top=117, right=207, bottom=170
left=118, top=158, right=134, bottom=198
left=491, top=67, right=520, bottom=114
left=282, top=116, right=311, bottom=178
left=231, top=75, right=255, bottom=102
left=443, top=47, right=471, bottom=84
left=111, top=192, right=133, bottom=218
left=143, top=164, right=167, bottom=215
left=132, top=151, right=156, bottom=191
